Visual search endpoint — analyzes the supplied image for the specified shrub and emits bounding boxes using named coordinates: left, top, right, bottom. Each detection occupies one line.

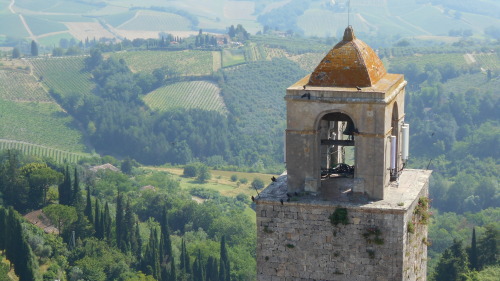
left=251, top=178, right=265, bottom=190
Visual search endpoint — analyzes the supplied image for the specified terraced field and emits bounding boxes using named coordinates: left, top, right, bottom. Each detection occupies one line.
left=112, top=50, right=215, bottom=76
left=0, top=140, right=89, bottom=163
left=0, top=69, right=52, bottom=102
left=143, top=80, right=227, bottom=114
left=29, top=57, right=93, bottom=96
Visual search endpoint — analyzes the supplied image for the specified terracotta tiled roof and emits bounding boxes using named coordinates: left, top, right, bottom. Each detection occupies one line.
left=308, top=26, right=386, bottom=88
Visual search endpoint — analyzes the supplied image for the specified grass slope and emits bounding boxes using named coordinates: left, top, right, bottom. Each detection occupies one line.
left=144, top=80, right=227, bottom=114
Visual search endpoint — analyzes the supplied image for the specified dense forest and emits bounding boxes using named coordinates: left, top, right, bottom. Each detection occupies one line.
left=0, top=151, right=256, bottom=280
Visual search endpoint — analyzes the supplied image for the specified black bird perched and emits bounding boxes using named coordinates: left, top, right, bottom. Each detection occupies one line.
left=294, top=192, right=298, bottom=196
left=251, top=196, right=255, bottom=202
left=303, top=85, right=306, bottom=89
left=301, top=92, right=311, bottom=100
left=271, top=176, right=277, bottom=182
left=286, top=193, right=291, bottom=198
left=280, top=199, right=284, bottom=205
left=356, top=86, right=362, bottom=91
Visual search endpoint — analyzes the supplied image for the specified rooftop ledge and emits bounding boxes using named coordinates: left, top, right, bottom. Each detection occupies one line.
left=255, top=169, right=431, bottom=213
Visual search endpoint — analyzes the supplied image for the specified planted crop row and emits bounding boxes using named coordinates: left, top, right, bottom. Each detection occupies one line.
left=0, top=99, right=87, bottom=153
left=112, top=50, right=213, bottom=76
left=0, top=70, right=53, bottom=102
left=388, top=53, right=467, bottom=69
left=473, top=53, right=500, bottom=71
left=29, top=57, right=93, bottom=96
left=143, top=81, right=227, bottom=114
left=0, top=140, right=89, bottom=164
left=119, top=11, right=191, bottom=31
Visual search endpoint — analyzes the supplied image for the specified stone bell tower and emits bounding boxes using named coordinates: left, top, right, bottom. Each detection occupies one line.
left=256, top=27, right=431, bottom=281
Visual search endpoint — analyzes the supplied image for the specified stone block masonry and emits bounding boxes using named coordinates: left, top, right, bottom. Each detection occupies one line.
left=256, top=169, right=431, bottom=281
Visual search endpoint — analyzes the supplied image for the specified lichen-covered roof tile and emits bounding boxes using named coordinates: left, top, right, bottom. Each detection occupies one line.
left=308, top=26, right=387, bottom=88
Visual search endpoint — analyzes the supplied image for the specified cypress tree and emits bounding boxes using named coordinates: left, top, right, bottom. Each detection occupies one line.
left=219, top=236, right=230, bottom=281
left=185, top=246, right=191, bottom=275
left=135, top=222, right=142, bottom=262
left=180, top=239, right=186, bottom=271
left=72, top=167, right=83, bottom=207
left=123, top=199, right=137, bottom=252
left=469, top=227, right=478, bottom=271
left=58, top=166, right=71, bottom=205
left=170, top=256, right=177, bottom=281
left=143, top=228, right=161, bottom=280
left=30, top=40, right=38, bottom=56
left=84, top=186, right=93, bottom=223
left=160, top=206, right=172, bottom=262
left=116, top=193, right=124, bottom=248
left=104, top=202, right=112, bottom=241
left=0, top=207, right=6, bottom=251
left=194, top=249, right=204, bottom=281
left=94, top=198, right=102, bottom=238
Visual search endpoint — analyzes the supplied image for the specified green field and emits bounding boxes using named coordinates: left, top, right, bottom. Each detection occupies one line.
left=24, top=15, right=68, bottom=36
left=118, top=10, right=192, bottom=31
left=111, top=50, right=214, bottom=76
left=222, top=48, right=245, bottom=67
left=29, top=57, right=93, bottom=96
left=0, top=69, right=52, bottom=102
left=143, top=80, right=227, bottom=114
left=146, top=166, right=276, bottom=198
left=0, top=99, right=86, bottom=152
left=388, top=53, right=467, bottom=69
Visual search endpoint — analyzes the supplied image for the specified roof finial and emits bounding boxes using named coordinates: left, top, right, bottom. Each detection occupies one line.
left=343, top=26, right=355, bottom=41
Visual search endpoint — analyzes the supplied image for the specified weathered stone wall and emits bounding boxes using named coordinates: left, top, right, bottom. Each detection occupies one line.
left=256, top=177, right=429, bottom=281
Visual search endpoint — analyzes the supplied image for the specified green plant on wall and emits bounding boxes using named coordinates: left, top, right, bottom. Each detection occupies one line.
left=329, top=207, right=348, bottom=226
left=413, top=197, right=430, bottom=225
left=362, top=226, right=384, bottom=245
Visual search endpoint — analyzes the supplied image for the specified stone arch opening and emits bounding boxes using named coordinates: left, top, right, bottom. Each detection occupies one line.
left=318, top=112, right=356, bottom=180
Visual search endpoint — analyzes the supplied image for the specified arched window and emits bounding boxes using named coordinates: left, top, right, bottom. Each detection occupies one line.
left=390, top=102, right=399, bottom=181
left=318, top=112, right=356, bottom=181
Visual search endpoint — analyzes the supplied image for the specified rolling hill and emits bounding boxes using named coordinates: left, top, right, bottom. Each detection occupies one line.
left=1, top=0, right=500, bottom=49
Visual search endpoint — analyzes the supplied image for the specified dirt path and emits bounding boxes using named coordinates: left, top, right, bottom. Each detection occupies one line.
left=8, top=0, right=15, bottom=13
left=37, top=30, right=68, bottom=38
